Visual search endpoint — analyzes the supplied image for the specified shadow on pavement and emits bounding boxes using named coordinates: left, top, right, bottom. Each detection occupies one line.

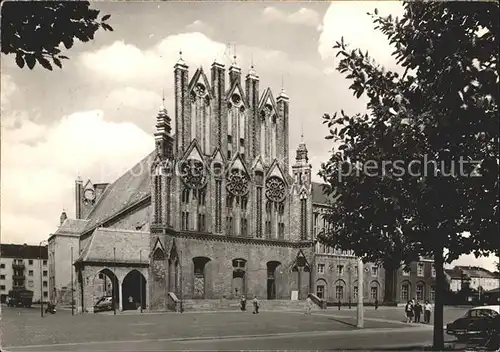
left=327, top=317, right=357, bottom=328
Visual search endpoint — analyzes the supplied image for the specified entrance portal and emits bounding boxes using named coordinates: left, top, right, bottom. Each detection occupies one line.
left=266, top=261, right=281, bottom=300
left=122, top=270, right=146, bottom=310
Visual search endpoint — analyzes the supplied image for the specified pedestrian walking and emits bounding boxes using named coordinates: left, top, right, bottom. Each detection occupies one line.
left=414, top=301, right=422, bottom=323
left=374, top=299, right=378, bottom=310
left=305, top=294, right=313, bottom=315
left=405, top=300, right=413, bottom=323
left=337, top=299, right=341, bottom=310
left=240, top=295, right=246, bottom=311
left=424, top=300, right=432, bottom=323
left=252, top=295, right=260, bottom=314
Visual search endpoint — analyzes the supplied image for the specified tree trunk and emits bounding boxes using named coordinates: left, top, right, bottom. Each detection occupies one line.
left=433, top=247, right=445, bottom=350
left=383, top=260, right=400, bottom=305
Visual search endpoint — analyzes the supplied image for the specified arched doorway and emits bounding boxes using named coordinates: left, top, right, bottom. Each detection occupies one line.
left=267, top=261, right=281, bottom=300
left=370, top=280, right=381, bottom=303
left=193, top=257, right=210, bottom=299
left=232, top=258, right=247, bottom=297
left=122, top=270, right=146, bottom=310
left=93, top=268, right=119, bottom=312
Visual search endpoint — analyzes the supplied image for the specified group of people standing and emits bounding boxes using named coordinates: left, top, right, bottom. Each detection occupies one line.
left=405, top=299, right=433, bottom=323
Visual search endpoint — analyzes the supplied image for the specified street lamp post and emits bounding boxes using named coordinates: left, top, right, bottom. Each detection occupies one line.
left=39, top=240, right=47, bottom=317
left=179, top=250, right=183, bottom=313
left=71, top=247, right=74, bottom=316
left=139, top=249, right=143, bottom=313
left=357, top=257, right=364, bottom=328
left=113, top=247, right=116, bottom=315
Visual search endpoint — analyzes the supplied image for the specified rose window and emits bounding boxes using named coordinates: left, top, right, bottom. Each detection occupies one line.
left=265, top=176, right=286, bottom=202
left=226, top=168, right=250, bottom=196
left=194, top=83, right=206, bottom=97
left=231, top=94, right=241, bottom=106
left=180, top=159, right=207, bottom=189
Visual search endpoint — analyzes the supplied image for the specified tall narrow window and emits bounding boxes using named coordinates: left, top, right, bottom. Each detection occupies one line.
left=265, top=201, right=272, bottom=238
left=204, top=103, right=210, bottom=153
left=215, top=180, right=222, bottom=233
left=271, top=117, right=277, bottom=160
left=227, top=135, right=232, bottom=160
left=300, top=198, right=307, bottom=240
left=154, top=175, right=162, bottom=223
left=228, top=108, right=233, bottom=159
left=256, top=187, right=263, bottom=238
left=226, top=216, right=233, bottom=235
left=191, top=98, right=197, bottom=140
left=260, top=120, right=266, bottom=157
left=278, top=203, right=285, bottom=239
left=181, top=211, right=189, bottom=230
left=166, top=178, right=171, bottom=226
left=181, top=188, right=190, bottom=204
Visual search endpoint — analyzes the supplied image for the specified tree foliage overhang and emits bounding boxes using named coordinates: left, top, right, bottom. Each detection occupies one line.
left=318, top=1, right=499, bottom=269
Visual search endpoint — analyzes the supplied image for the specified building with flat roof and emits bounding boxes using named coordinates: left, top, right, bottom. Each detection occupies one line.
left=0, top=243, right=49, bottom=303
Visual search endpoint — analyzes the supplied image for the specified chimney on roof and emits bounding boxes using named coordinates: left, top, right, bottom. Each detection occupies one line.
left=60, top=210, right=68, bottom=226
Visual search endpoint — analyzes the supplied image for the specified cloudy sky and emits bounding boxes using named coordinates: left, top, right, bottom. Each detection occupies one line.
left=1, top=1, right=497, bottom=270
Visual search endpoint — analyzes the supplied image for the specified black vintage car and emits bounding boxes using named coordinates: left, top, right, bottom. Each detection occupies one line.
left=446, top=305, right=499, bottom=341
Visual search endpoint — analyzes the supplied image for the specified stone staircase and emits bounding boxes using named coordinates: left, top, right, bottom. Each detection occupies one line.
left=181, top=299, right=325, bottom=312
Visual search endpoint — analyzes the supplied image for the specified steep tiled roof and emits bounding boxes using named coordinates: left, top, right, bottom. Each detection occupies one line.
left=445, top=268, right=463, bottom=279
left=1, top=244, right=48, bottom=259
left=76, top=228, right=149, bottom=264
left=83, top=150, right=157, bottom=232
left=55, top=219, right=88, bottom=236
left=455, top=266, right=497, bottom=279
left=312, top=182, right=334, bottom=206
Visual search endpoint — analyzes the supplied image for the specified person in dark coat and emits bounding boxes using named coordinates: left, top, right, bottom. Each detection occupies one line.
left=337, top=299, right=341, bottom=310
left=374, top=299, right=379, bottom=310
left=240, top=295, right=246, bottom=311
left=414, top=301, right=422, bottom=323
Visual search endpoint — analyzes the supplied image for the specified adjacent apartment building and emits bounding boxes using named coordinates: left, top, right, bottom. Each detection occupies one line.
left=0, top=243, right=49, bottom=303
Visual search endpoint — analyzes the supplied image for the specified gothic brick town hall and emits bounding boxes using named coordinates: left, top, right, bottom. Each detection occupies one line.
left=48, top=55, right=437, bottom=313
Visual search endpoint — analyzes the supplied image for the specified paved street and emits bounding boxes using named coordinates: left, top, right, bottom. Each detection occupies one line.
left=1, top=305, right=468, bottom=351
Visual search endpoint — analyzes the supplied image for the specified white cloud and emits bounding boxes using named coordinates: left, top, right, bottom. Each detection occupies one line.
left=1, top=74, right=17, bottom=112
left=79, top=32, right=322, bottom=93
left=186, top=20, right=213, bottom=34
left=105, top=87, right=162, bottom=111
left=1, top=110, right=154, bottom=244
left=318, top=2, right=404, bottom=71
left=263, top=7, right=320, bottom=27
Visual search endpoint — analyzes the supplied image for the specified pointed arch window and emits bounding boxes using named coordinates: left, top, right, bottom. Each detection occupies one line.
left=271, top=115, right=277, bottom=160
left=265, top=201, right=272, bottom=238
left=215, top=179, right=222, bottom=233
left=181, top=188, right=190, bottom=204
left=154, top=174, right=162, bottom=224
left=278, top=202, right=285, bottom=239
left=300, top=198, right=307, bottom=240
left=228, top=104, right=233, bottom=160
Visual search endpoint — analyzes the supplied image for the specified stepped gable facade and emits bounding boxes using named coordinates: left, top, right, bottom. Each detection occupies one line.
left=65, top=57, right=327, bottom=313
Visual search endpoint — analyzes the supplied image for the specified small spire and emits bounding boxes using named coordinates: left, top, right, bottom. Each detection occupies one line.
left=159, top=89, right=167, bottom=114
left=279, top=75, right=289, bottom=98
left=177, top=49, right=185, bottom=65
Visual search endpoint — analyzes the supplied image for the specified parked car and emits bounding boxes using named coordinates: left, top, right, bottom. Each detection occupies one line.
left=94, top=296, right=113, bottom=312
left=446, top=305, right=500, bottom=341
